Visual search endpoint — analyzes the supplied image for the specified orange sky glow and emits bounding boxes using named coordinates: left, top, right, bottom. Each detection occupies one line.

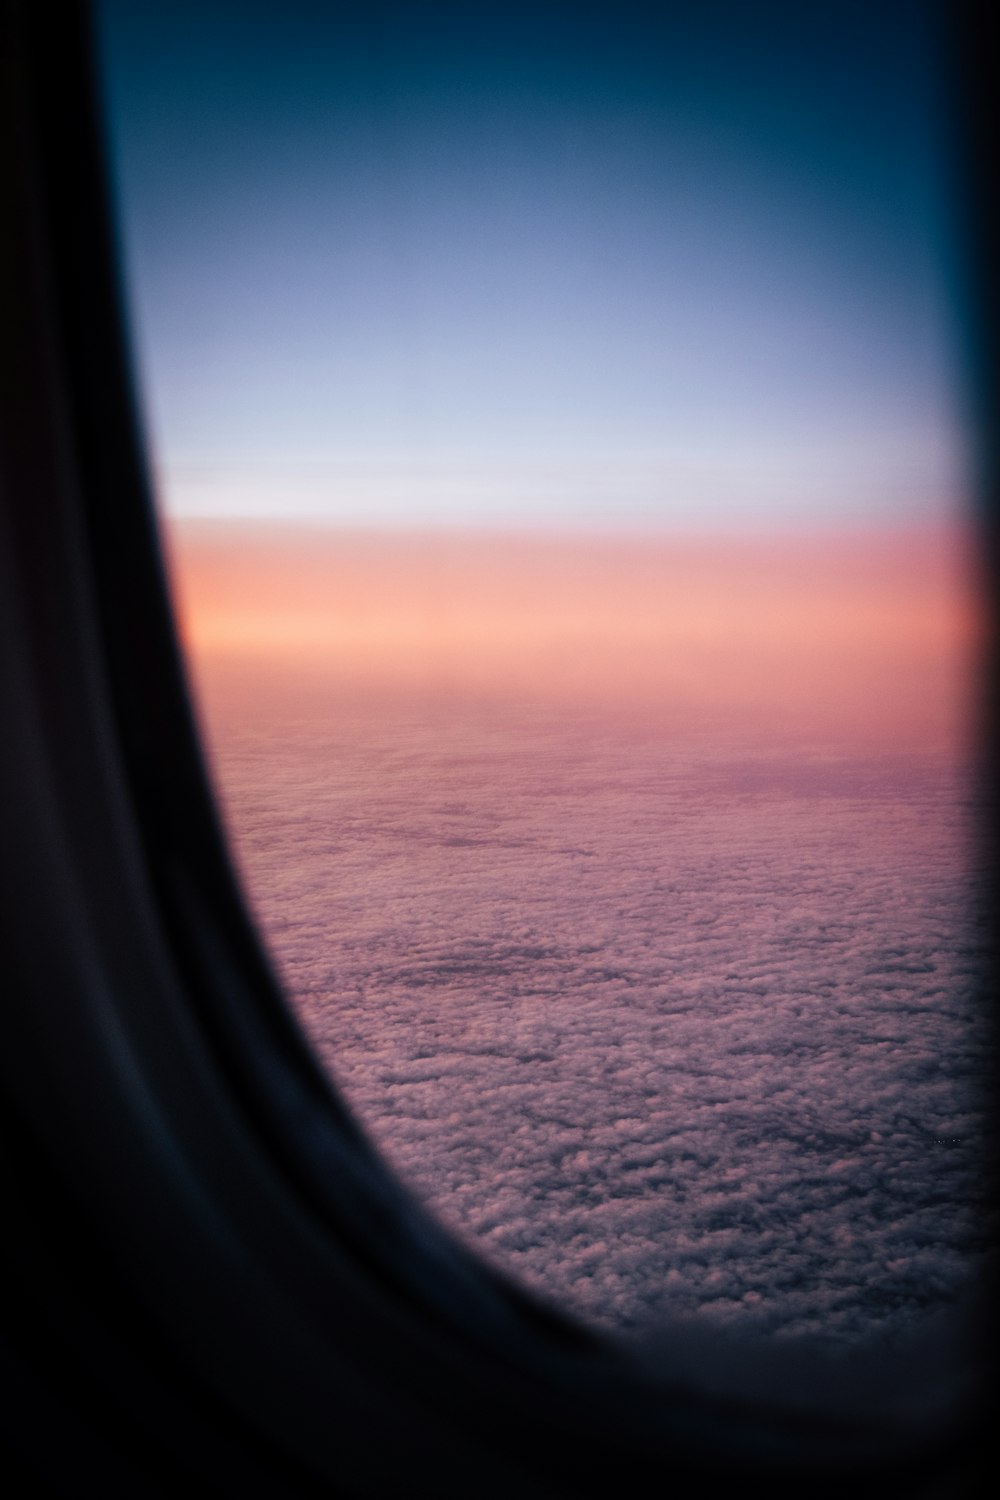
left=167, top=520, right=980, bottom=755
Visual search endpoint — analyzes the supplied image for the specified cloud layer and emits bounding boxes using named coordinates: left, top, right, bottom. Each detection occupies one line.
left=205, top=687, right=990, bottom=1350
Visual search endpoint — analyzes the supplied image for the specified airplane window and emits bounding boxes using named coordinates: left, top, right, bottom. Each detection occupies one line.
left=96, top=0, right=991, bottom=1369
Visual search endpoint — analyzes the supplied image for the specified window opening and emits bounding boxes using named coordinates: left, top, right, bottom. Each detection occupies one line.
left=98, top=0, right=991, bottom=1358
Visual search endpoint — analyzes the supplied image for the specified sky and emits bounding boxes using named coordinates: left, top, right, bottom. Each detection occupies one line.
left=171, top=522, right=976, bottom=757
left=97, top=0, right=969, bottom=531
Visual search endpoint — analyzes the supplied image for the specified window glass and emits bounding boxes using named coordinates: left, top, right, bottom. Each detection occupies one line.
left=98, top=0, right=990, bottom=1352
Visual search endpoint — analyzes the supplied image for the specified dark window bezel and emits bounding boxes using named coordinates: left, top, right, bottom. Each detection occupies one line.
left=0, top=3, right=994, bottom=1494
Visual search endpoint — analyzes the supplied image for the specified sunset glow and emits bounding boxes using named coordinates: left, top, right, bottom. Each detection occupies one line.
left=171, top=521, right=978, bottom=752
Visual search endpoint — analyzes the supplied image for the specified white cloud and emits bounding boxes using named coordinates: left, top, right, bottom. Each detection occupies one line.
left=206, top=691, right=991, bottom=1348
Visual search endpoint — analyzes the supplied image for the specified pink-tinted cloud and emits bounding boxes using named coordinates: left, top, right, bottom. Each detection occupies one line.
left=191, top=661, right=989, bottom=1350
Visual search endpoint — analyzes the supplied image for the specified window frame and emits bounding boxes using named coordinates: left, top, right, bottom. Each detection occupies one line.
left=0, top=2, right=994, bottom=1494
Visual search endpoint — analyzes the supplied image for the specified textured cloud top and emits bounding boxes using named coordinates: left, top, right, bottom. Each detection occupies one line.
left=198, top=719, right=987, bottom=1349
left=179, top=524, right=989, bottom=1351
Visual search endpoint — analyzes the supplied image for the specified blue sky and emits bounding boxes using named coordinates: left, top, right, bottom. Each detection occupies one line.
left=98, top=0, right=968, bottom=529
